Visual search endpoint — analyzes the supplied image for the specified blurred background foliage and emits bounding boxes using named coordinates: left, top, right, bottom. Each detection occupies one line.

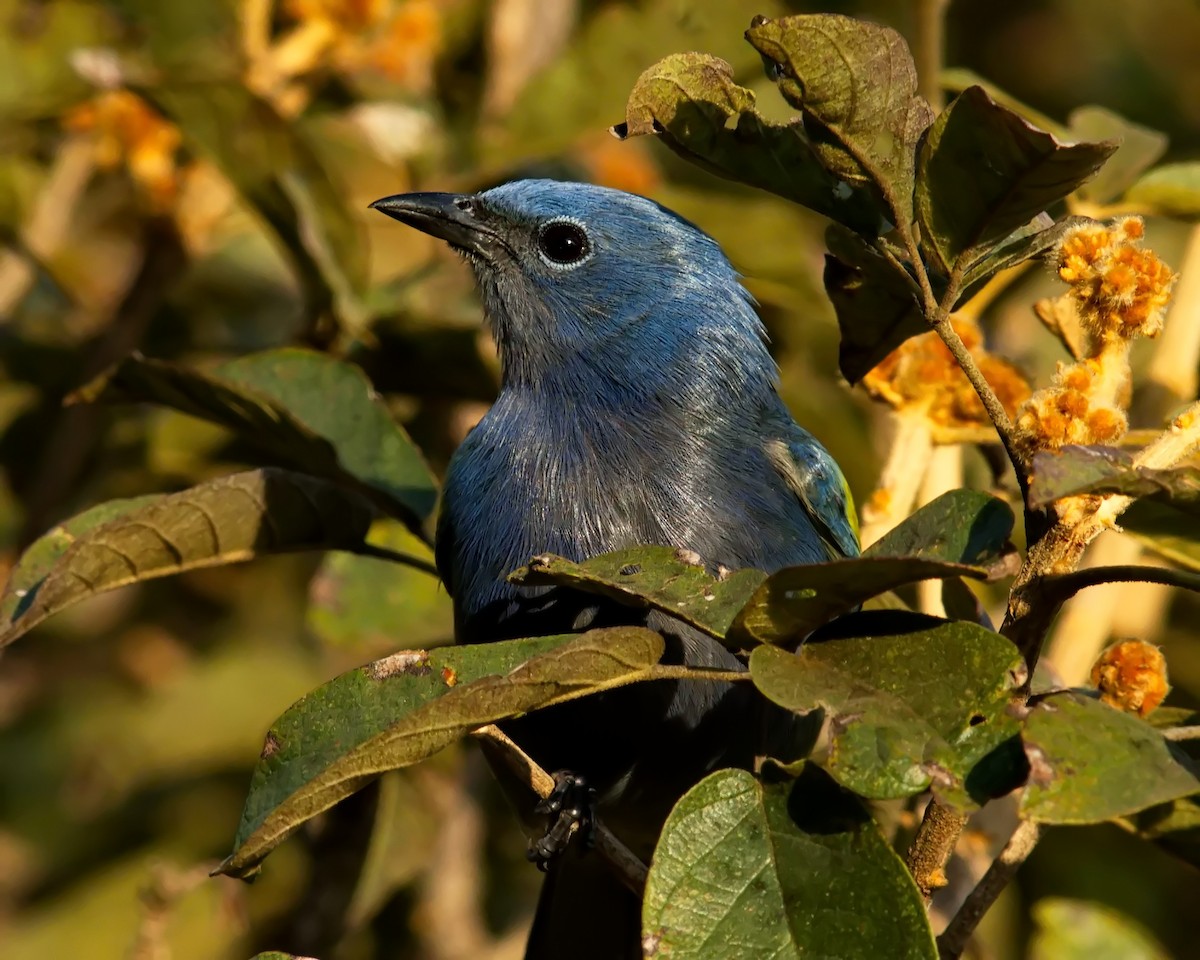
left=0, top=0, right=1198, bottom=957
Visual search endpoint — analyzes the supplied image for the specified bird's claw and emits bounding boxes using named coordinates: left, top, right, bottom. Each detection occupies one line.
left=527, top=771, right=596, bottom=871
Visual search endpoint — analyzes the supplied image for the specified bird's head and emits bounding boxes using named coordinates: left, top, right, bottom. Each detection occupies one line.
left=371, top=179, right=773, bottom=393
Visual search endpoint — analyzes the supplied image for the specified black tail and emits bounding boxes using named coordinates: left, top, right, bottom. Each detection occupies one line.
left=525, top=848, right=642, bottom=960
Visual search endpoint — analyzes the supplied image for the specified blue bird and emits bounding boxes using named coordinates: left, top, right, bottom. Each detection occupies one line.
left=372, top=180, right=858, bottom=959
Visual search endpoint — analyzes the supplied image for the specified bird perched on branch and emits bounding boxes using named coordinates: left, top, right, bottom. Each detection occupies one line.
left=372, top=180, right=858, bottom=959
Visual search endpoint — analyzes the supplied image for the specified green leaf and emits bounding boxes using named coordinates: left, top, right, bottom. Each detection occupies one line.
left=1067, top=106, right=1167, bottom=206
left=143, top=82, right=367, bottom=328
left=507, top=546, right=765, bottom=643
left=643, top=767, right=936, bottom=959
left=0, top=495, right=158, bottom=625
left=0, top=468, right=377, bottom=649
left=614, top=53, right=880, bottom=232
left=1028, top=446, right=1200, bottom=509
left=1126, top=162, right=1200, bottom=219
left=733, top=554, right=1009, bottom=647
left=915, top=86, right=1116, bottom=275
left=1029, top=898, right=1170, bottom=960
left=749, top=614, right=1025, bottom=804
left=747, top=13, right=934, bottom=228
left=865, top=489, right=1015, bottom=566
left=823, top=224, right=925, bottom=384
left=1019, top=692, right=1200, bottom=823
left=308, top=520, right=451, bottom=654
left=958, top=214, right=1092, bottom=295
left=219, top=627, right=665, bottom=878
left=74, top=350, right=438, bottom=532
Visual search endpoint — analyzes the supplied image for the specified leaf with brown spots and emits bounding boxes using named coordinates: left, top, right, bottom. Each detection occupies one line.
left=0, top=468, right=379, bottom=648
left=219, top=627, right=666, bottom=878
left=1019, top=693, right=1200, bottom=824
left=749, top=612, right=1026, bottom=806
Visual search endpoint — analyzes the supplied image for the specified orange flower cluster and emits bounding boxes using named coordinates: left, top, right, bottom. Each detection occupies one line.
left=1015, top=358, right=1128, bottom=450
left=1090, top=639, right=1169, bottom=717
left=862, top=320, right=1030, bottom=429
left=283, top=0, right=441, bottom=89
left=1057, top=217, right=1177, bottom=342
left=63, top=91, right=181, bottom=209
left=1016, top=216, right=1177, bottom=453
left=285, top=0, right=387, bottom=30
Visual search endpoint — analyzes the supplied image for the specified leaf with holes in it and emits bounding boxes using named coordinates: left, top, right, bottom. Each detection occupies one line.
left=749, top=613, right=1026, bottom=805
left=747, top=14, right=934, bottom=228
left=73, top=349, right=438, bottom=533
left=1019, top=692, right=1200, bottom=824
left=219, top=627, right=665, bottom=878
left=643, top=767, right=936, bottom=959
left=614, top=53, right=880, bottom=233
left=507, top=546, right=765, bottom=643
left=0, top=468, right=379, bottom=649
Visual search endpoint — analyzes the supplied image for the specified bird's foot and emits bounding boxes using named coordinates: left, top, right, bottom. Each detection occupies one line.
left=527, top=771, right=596, bottom=870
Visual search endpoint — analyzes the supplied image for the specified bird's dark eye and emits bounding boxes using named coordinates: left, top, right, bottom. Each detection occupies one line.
left=537, top=220, right=591, bottom=267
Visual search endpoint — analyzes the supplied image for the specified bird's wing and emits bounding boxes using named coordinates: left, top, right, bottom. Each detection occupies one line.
left=766, top=431, right=860, bottom=560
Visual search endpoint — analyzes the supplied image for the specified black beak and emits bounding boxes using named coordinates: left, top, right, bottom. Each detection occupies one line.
left=369, top=192, right=499, bottom=258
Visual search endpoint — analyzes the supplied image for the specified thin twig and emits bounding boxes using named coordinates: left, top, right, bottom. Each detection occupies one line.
left=1042, top=563, right=1200, bottom=602
left=894, top=221, right=1026, bottom=487
left=1163, top=726, right=1200, bottom=741
left=471, top=724, right=649, bottom=896
left=931, top=315, right=1023, bottom=479
left=905, top=801, right=969, bottom=903
left=936, top=820, right=1042, bottom=959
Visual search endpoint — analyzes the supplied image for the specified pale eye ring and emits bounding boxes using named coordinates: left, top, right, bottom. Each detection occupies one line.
left=536, top=218, right=592, bottom=269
